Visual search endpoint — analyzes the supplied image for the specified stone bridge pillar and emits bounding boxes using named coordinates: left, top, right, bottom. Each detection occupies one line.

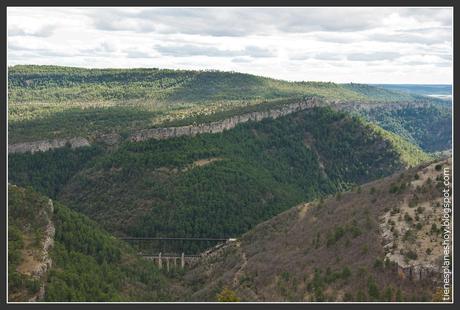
left=158, top=252, right=162, bottom=269
left=181, top=253, right=185, bottom=269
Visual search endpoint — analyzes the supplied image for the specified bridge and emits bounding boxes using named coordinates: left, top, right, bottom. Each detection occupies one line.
left=119, top=237, right=237, bottom=270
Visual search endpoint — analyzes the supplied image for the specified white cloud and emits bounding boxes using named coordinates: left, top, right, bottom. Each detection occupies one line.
left=7, top=7, right=453, bottom=84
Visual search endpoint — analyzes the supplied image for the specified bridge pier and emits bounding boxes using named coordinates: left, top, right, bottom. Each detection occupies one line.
left=158, top=252, right=162, bottom=269
left=166, top=257, right=170, bottom=272
left=181, top=252, right=185, bottom=269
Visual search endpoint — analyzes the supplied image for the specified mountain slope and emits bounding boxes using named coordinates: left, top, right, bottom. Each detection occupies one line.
left=355, top=104, right=452, bottom=152
left=183, top=157, right=451, bottom=302
left=8, top=185, right=184, bottom=302
left=45, top=108, right=431, bottom=250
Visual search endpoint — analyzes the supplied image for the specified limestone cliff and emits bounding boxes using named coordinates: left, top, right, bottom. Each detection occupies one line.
left=129, top=98, right=323, bottom=142
left=9, top=137, right=90, bottom=154
left=8, top=97, right=433, bottom=153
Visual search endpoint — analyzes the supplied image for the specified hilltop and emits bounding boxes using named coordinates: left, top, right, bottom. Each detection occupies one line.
left=9, top=65, right=423, bottom=104
left=8, top=65, right=444, bottom=145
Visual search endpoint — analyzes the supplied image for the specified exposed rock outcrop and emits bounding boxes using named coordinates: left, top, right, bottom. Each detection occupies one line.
left=129, top=98, right=323, bottom=142
left=28, top=199, right=54, bottom=302
left=9, top=137, right=90, bottom=154
left=379, top=158, right=451, bottom=282
left=96, top=133, right=122, bottom=146
left=9, top=97, right=435, bottom=153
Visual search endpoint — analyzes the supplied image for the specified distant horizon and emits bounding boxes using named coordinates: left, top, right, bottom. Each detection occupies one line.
left=7, top=7, right=452, bottom=84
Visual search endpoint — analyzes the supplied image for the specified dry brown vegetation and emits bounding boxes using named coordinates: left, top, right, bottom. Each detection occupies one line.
left=183, top=157, right=451, bottom=302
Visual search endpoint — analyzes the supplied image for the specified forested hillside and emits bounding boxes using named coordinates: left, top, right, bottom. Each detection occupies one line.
left=8, top=185, right=184, bottom=302
left=356, top=105, right=452, bottom=152
left=9, top=65, right=421, bottom=104
left=372, top=84, right=451, bottom=98
left=8, top=65, right=431, bottom=144
left=8, top=108, right=430, bottom=253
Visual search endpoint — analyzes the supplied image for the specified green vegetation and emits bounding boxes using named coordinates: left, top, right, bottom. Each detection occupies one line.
left=8, top=145, right=104, bottom=198
left=9, top=108, right=431, bottom=253
left=370, top=124, right=433, bottom=167
left=343, top=83, right=422, bottom=102
left=216, top=288, right=240, bottom=302
left=8, top=185, right=52, bottom=301
left=358, top=105, right=452, bottom=152
left=8, top=65, right=429, bottom=144
left=8, top=185, right=181, bottom=302
left=56, top=109, right=408, bottom=240
left=9, top=65, right=418, bottom=104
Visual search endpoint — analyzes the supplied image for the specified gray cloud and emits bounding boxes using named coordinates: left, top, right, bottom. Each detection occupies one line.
left=91, top=8, right=451, bottom=37
left=290, top=52, right=344, bottom=61
left=243, top=46, right=275, bottom=58
left=7, top=7, right=453, bottom=83
left=369, top=31, right=451, bottom=45
left=92, top=8, right=255, bottom=37
left=125, top=50, right=153, bottom=59
left=155, top=44, right=275, bottom=58
left=347, top=52, right=401, bottom=62
left=8, top=24, right=56, bottom=37
left=9, top=41, right=118, bottom=59
left=89, top=8, right=452, bottom=37
left=311, top=32, right=363, bottom=44
left=231, top=57, right=253, bottom=63
left=399, top=8, right=452, bottom=27
left=314, top=52, right=343, bottom=61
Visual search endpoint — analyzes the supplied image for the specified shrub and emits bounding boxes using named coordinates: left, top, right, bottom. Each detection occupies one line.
left=341, top=267, right=351, bottom=279
left=336, top=192, right=342, bottom=201
left=404, top=213, right=413, bottom=222
left=396, top=289, right=403, bottom=302
left=356, top=290, right=366, bottom=302
left=384, top=286, right=393, bottom=301
left=373, top=259, right=383, bottom=269
left=367, top=277, right=380, bottom=300
left=217, top=288, right=240, bottom=302
left=405, top=250, right=418, bottom=260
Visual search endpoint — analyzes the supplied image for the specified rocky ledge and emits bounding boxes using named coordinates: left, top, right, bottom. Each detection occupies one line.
left=8, top=137, right=90, bottom=154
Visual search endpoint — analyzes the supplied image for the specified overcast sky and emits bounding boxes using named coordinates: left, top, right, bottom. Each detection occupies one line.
left=7, top=7, right=453, bottom=84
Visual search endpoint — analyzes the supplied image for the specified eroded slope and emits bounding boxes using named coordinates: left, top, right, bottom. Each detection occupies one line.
left=183, top=158, right=451, bottom=302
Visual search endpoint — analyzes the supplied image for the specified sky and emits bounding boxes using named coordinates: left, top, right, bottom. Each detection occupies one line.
left=7, top=7, right=453, bottom=84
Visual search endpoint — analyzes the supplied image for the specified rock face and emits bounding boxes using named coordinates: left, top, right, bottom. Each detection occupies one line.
left=9, top=97, right=432, bottom=152
left=129, top=98, right=323, bottom=142
left=96, top=133, right=121, bottom=146
left=378, top=159, right=451, bottom=282
left=27, top=199, right=55, bottom=302
left=330, top=100, right=437, bottom=112
left=9, top=137, right=90, bottom=154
